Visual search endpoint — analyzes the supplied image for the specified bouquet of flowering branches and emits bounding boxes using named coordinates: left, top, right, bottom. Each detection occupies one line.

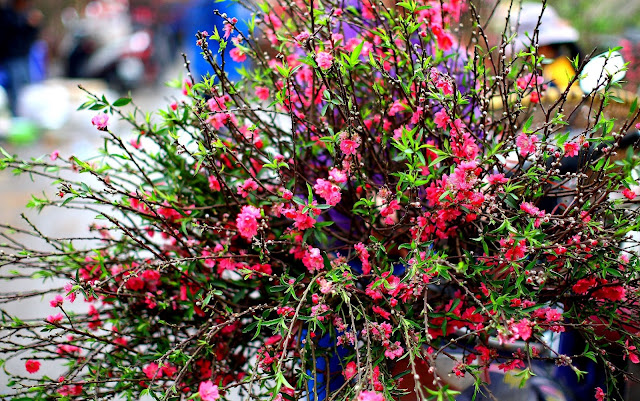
left=2, top=0, right=640, bottom=400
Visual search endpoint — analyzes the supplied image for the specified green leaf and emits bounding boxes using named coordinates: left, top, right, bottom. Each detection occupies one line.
left=71, top=156, right=93, bottom=172
left=113, top=97, right=132, bottom=107
left=522, top=115, right=534, bottom=133
left=349, top=40, right=365, bottom=66
left=0, top=147, right=14, bottom=162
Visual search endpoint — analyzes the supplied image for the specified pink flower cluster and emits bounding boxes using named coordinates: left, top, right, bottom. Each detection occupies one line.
left=314, top=178, right=341, bottom=206
left=302, top=247, right=324, bottom=273
left=516, top=132, right=538, bottom=157
left=236, top=205, right=261, bottom=239
left=199, top=380, right=220, bottom=401
left=237, top=179, right=258, bottom=198
left=316, top=51, right=333, bottom=69
left=354, top=242, right=371, bottom=275
left=91, top=113, right=109, bottom=130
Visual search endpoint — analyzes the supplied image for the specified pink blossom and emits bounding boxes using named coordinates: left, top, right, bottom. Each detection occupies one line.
left=355, top=242, right=371, bottom=275
left=46, top=313, right=64, bottom=324
left=236, top=205, right=261, bottom=239
left=511, top=319, right=533, bottom=341
left=314, top=178, right=342, bottom=206
left=530, top=90, right=541, bottom=103
left=451, top=131, right=479, bottom=160
left=217, top=258, right=237, bottom=275
left=230, top=47, right=246, bottom=62
left=255, top=86, right=270, bottom=101
left=206, top=109, right=236, bottom=129
left=311, top=304, right=329, bottom=319
left=384, top=341, right=404, bottom=359
left=627, top=340, right=640, bottom=364
left=593, top=284, right=626, bottom=301
left=487, top=173, right=508, bottom=185
left=343, top=361, right=357, bottom=380
left=199, top=380, right=220, bottom=401
left=50, top=295, right=64, bottom=308
left=207, top=95, right=229, bottom=112
left=293, top=207, right=316, bottom=230
left=432, top=25, right=454, bottom=51
left=573, top=277, right=597, bottom=294
left=182, top=78, right=192, bottom=95
left=282, top=189, right=293, bottom=200
left=57, top=384, right=83, bottom=396
left=237, top=179, right=259, bottom=198
left=564, top=142, right=579, bottom=157
left=57, top=343, right=81, bottom=356
left=317, top=277, right=333, bottom=294
left=25, top=360, right=40, bottom=374
left=434, top=109, right=450, bottom=128
left=223, top=23, right=233, bottom=39
left=130, top=138, right=142, bottom=149
left=447, top=166, right=477, bottom=191
left=516, top=73, right=544, bottom=90
left=436, top=79, right=454, bottom=95
left=316, top=51, right=333, bottom=69
left=91, top=113, right=109, bottom=130
left=545, top=308, right=563, bottom=322
left=358, top=391, right=385, bottom=401
left=125, top=275, right=144, bottom=291
left=520, top=201, right=542, bottom=217
left=500, top=237, right=527, bottom=261
left=380, top=199, right=400, bottom=225
left=372, top=305, right=391, bottom=320
left=161, top=363, right=177, bottom=377
left=340, top=138, right=360, bottom=155
left=50, top=150, right=60, bottom=161
left=388, top=100, right=407, bottom=116
left=295, top=32, right=310, bottom=43
left=623, top=188, right=637, bottom=200
left=595, top=387, right=605, bottom=401
left=302, top=247, right=324, bottom=273
left=329, top=168, right=348, bottom=183
left=208, top=176, right=221, bottom=192
left=498, top=359, right=525, bottom=372
left=516, top=132, right=538, bottom=157
left=410, top=106, right=424, bottom=124
left=64, top=282, right=76, bottom=303
left=143, top=362, right=161, bottom=379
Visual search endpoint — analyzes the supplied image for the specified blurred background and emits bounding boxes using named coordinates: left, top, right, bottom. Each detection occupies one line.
left=0, top=0, right=250, bottom=145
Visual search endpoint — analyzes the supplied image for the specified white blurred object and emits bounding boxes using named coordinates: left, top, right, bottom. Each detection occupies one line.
left=494, top=3, right=579, bottom=52
left=579, top=51, right=627, bottom=94
left=0, top=86, right=8, bottom=114
left=0, top=87, right=10, bottom=138
left=16, top=81, right=71, bottom=130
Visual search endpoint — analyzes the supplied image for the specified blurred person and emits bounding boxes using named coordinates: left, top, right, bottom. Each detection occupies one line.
left=0, top=0, right=43, bottom=116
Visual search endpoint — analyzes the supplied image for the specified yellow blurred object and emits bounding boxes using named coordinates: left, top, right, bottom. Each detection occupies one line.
left=543, top=57, right=584, bottom=101
left=543, top=57, right=576, bottom=91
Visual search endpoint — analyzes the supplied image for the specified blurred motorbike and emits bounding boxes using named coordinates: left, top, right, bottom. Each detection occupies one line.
left=60, top=3, right=157, bottom=92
